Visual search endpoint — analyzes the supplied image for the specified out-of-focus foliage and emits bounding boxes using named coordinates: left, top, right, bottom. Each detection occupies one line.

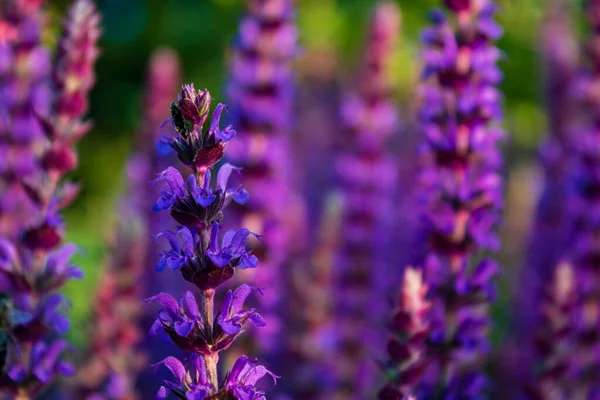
left=43, top=0, right=569, bottom=346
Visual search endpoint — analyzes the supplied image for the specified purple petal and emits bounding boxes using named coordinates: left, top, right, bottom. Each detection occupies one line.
left=208, top=252, right=233, bottom=268
left=229, top=229, right=251, bottom=252
left=216, top=125, right=236, bottom=142
left=217, top=164, right=241, bottom=192
left=149, top=320, right=165, bottom=336
left=167, top=257, right=185, bottom=271
left=209, top=103, right=227, bottom=135
left=195, top=193, right=216, bottom=207
left=227, top=356, right=250, bottom=387
left=203, top=169, right=212, bottom=191
left=174, top=320, right=194, bottom=337
left=0, top=238, right=17, bottom=268
left=155, top=230, right=182, bottom=253
left=177, top=227, right=196, bottom=258
left=219, top=318, right=242, bottom=336
left=209, top=223, right=221, bottom=254
left=183, top=291, right=200, bottom=319
left=189, top=354, right=207, bottom=385
left=156, top=256, right=168, bottom=272
left=152, top=356, right=187, bottom=385
left=8, top=364, right=26, bottom=382
left=51, top=314, right=70, bottom=334
left=249, top=313, right=266, bottom=328
left=222, top=229, right=236, bottom=249
left=241, top=364, right=269, bottom=386
left=57, top=361, right=75, bottom=376
left=69, top=266, right=84, bottom=279
left=146, top=293, right=179, bottom=315
left=238, top=254, right=258, bottom=270
left=156, top=386, right=169, bottom=400
left=157, top=167, right=185, bottom=195
left=186, top=174, right=199, bottom=192
left=156, top=136, right=173, bottom=156
left=220, top=289, right=234, bottom=318
left=233, top=188, right=249, bottom=204
left=231, top=285, right=252, bottom=313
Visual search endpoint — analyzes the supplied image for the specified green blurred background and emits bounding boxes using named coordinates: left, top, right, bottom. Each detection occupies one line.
left=43, top=0, right=574, bottom=346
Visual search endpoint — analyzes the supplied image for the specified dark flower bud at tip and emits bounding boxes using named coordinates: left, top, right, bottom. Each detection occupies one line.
left=179, top=84, right=197, bottom=103
left=178, top=98, right=202, bottom=124
left=196, top=89, right=211, bottom=120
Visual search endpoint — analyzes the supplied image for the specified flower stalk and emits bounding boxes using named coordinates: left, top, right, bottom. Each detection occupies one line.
left=149, top=85, right=277, bottom=398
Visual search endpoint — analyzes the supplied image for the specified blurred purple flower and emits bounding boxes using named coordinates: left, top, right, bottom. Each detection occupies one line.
left=0, top=0, right=100, bottom=396
left=553, top=0, right=600, bottom=395
left=0, top=0, right=50, bottom=236
left=53, top=0, right=100, bottom=125
left=518, top=0, right=578, bottom=347
left=382, top=1, right=504, bottom=397
left=226, top=0, right=303, bottom=369
left=330, top=2, right=402, bottom=397
left=524, top=262, right=576, bottom=400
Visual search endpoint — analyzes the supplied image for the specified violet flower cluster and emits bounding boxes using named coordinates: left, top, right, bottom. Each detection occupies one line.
left=379, top=268, right=431, bottom=400
left=0, top=0, right=51, bottom=238
left=538, top=0, right=600, bottom=395
left=381, top=1, right=504, bottom=398
left=331, top=2, right=401, bottom=398
left=518, top=0, right=579, bottom=344
left=0, top=0, right=99, bottom=397
left=226, top=0, right=300, bottom=361
left=150, top=85, right=276, bottom=399
left=524, top=262, right=576, bottom=400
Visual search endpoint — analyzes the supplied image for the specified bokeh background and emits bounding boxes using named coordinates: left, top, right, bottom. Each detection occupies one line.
left=42, top=0, right=569, bottom=349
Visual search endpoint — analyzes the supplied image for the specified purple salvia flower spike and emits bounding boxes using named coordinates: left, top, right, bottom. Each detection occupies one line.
left=330, top=1, right=402, bottom=398
left=226, top=0, right=304, bottom=381
left=0, top=0, right=50, bottom=237
left=381, top=0, right=504, bottom=398
left=0, top=0, right=100, bottom=397
left=535, top=0, right=600, bottom=396
left=379, top=268, right=430, bottom=399
left=524, top=262, right=575, bottom=399
left=147, top=85, right=275, bottom=397
left=517, top=0, right=579, bottom=378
